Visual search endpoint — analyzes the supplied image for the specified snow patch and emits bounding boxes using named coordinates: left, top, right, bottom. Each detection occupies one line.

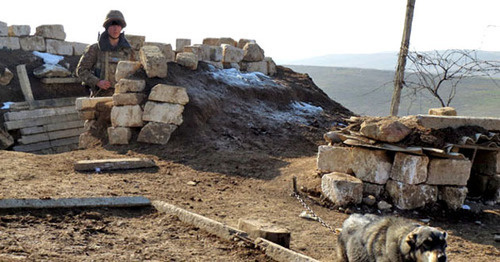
left=1, top=102, right=13, bottom=109
left=206, top=67, right=277, bottom=88
left=261, top=101, right=324, bottom=125
left=33, top=51, right=64, bottom=64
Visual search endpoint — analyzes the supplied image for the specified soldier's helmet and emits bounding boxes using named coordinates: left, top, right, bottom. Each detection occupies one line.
left=103, top=10, right=127, bottom=29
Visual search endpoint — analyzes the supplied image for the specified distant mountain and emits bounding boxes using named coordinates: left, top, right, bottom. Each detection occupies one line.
left=285, top=50, right=500, bottom=71
left=286, top=65, right=500, bottom=117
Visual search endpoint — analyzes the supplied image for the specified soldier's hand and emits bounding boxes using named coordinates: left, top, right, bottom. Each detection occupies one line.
left=97, top=80, right=112, bottom=90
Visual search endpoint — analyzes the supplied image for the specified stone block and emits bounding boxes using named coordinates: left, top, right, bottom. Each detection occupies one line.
left=33, top=64, right=71, bottom=78
left=242, top=43, right=265, bottom=62
left=142, top=101, right=184, bottom=125
left=176, top=38, right=191, bottom=51
left=139, top=45, right=167, bottom=78
left=220, top=37, right=237, bottom=47
left=114, top=78, right=146, bottom=93
left=8, top=25, right=30, bottom=36
left=19, top=36, right=45, bottom=52
left=238, top=39, right=256, bottom=49
left=115, top=61, right=142, bottom=82
left=75, top=97, right=113, bottom=111
left=317, top=145, right=353, bottom=174
left=206, top=61, right=223, bottom=69
left=240, top=61, right=268, bottom=75
left=113, top=93, right=147, bottom=106
left=428, top=107, right=457, bottom=116
left=137, top=122, right=177, bottom=145
left=148, top=84, right=189, bottom=105
left=222, top=44, right=244, bottom=63
left=265, top=57, right=277, bottom=76
left=352, top=147, right=392, bottom=184
left=0, top=21, right=7, bottom=36
left=386, top=180, right=438, bottom=210
left=223, top=62, right=240, bottom=70
left=107, top=127, right=132, bottom=145
left=194, top=44, right=211, bottom=61
left=210, top=46, right=223, bottom=62
left=416, top=115, right=500, bottom=131
left=390, top=152, right=429, bottom=185
left=183, top=45, right=203, bottom=61
left=439, top=186, right=468, bottom=210
left=363, top=182, right=385, bottom=197
left=176, top=52, right=198, bottom=70
left=360, top=119, right=412, bottom=143
left=203, top=38, right=221, bottom=46
left=72, top=42, right=88, bottom=56
left=427, top=158, right=472, bottom=185
left=144, top=42, right=175, bottom=61
left=110, top=105, right=144, bottom=127
left=45, top=39, right=73, bottom=56
left=35, top=24, right=66, bottom=40
left=321, top=172, right=363, bottom=206
left=0, top=37, right=20, bottom=50
left=238, top=219, right=291, bottom=248
left=125, top=34, right=145, bottom=51
left=0, top=67, right=13, bottom=86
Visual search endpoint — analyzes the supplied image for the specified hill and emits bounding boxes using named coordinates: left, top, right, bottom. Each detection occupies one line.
left=286, top=65, right=500, bottom=117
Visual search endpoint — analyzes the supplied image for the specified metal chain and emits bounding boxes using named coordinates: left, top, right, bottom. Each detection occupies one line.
left=292, top=191, right=339, bottom=234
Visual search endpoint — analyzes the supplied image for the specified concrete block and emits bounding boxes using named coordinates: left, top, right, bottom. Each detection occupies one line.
left=317, top=145, right=353, bottom=174
left=210, top=46, right=223, bottom=62
left=115, top=61, right=142, bottom=82
left=125, top=34, right=145, bottom=51
left=0, top=21, right=7, bottom=36
left=144, top=42, right=175, bottom=61
left=203, top=38, right=221, bottom=46
left=439, top=186, right=468, bottom=210
left=220, top=37, right=237, bottom=47
left=148, top=84, right=189, bottom=105
left=222, top=44, right=244, bottom=63
left=390, top=152, right=429, bottom=184
left=242, top=42, right=265, bottom=62
left=114, top=78, right=146, bottom=93
left=427, top=158, right=472, bottom=185
left=8, top=25, right=30, bottom=36
left=321, top=172, right=363, bottom=206
left=72, top=42, right=88, bottom=56
left=107, top=127, right=132, bottom=145
left=142, top=101, right=184, bottom=125
left=240, top=61, right=268, bottom=75
left=75, top=97, right=113, bottom=110
left=111, top=105, right=144, bottom=127
left=74, top=158, right=156, bottom=172
left=19, top=36, right=45, bottom=52
left=0, top=67, right=13, bottom=86
left=416, top=115, right=500, bottom=131
left=45, top=39, right=73, bottom=56
left=139, top=45, right=167, bottom=78
left=0, top=36, right=20, bottom=50
left=176, top=52, right=198, bottom=70
left=352, top=147, right=392, bottom=184
left=137, top=122, right=177, bottom=145
left=113, top=93, right=147, bottom=106
left=428, top=107, right=457, bottom=116
left=4, top=105, right=76, bottom=121
left=238, top=219, right=291, bottom=248
left=175, top=38, right=191, bottom=52
left=238, top=39, right=255, bottom=49
left=35, top=24, right=66, bottom=40
left=386, top=180, right=438, bottom=210
left=0, top=196, right=151, bottom=209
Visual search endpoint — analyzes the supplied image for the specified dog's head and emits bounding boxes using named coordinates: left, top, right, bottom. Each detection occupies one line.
left=403, top=226, right=447, bottom=262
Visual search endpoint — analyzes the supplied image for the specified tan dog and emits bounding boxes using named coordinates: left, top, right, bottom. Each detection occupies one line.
left=337, top=214, right=447, bottom=262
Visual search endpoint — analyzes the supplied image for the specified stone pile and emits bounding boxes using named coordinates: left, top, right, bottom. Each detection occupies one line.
left=318, top=113, right=500, bottom=210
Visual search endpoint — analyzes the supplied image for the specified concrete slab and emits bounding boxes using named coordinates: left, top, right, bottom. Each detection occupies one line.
left=4, top=113, right=80, bottom=130
left=0, top=196, right=151, bottom=209
left=9, top=97, right=77, bottom=111
left=417, top=115, right=500, bottom=131
left=74, top=158, right=157, bottom=172
left=4, top=106, right=76, bottom=121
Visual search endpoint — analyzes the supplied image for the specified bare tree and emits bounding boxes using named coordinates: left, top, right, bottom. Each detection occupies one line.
left=405, top=49, right=500, bottom=107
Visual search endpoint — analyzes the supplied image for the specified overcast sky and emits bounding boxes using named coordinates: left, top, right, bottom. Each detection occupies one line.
left=2, top=0, right=500, bottom=62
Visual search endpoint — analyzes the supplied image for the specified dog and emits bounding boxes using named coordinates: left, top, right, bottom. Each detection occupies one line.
left=336, top=214, right=447, bottom=262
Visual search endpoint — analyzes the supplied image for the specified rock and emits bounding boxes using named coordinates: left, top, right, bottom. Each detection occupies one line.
left=363, top=183, right=385, bottom=198
left=115, top=61, right=142, bottom=82
left=107, top=127, right=132, bottom=145
left=239, top=61, right=268, bottom=75
left=137, top=122, right=177, bottom=145
left=265, top=57, right=277, bottom=76
left=360, top=119, right=412, bottom=143
left=139, top=45, right=167, bottom=78
left=19, top=36, right=46, bottom=52
left=428, top=107, right=457, bottom=116
left=238, top=219, right=291, bottom=248
left=75, top=97, right=114, bottom=111
left=321, top=172, right=363, bottom=206
left=125, top=35, right=145, bottom=51
left=0, top=37, right=20, bottom=50
left=242, top=43, right=265, bottom=62
left=209, top=46, right=223, bottom=62
left=35, top=24, right=66, bottom=40
left=148, top=84, right=189, bottom=105
left=175, top=38, right=191, bottom=52
left=0, top=128, right=14, bottom=149
left=203, top=38, right=221, bottom=46
left=362, top=195, right=377, bottom=206
left=439, top=186, right=468, bottom=210
left=112, top=93, right=147, bottom=106
left=144, top=42, right=175, bottom=61
left=176, top=52, right=198, bottom=70
left=427, top=158, right=472, bottom=186
left=222, top=44, right=244, bottom=63
left=110, top=105, right=144, bottom=127
left=352, top=147, right=392, bottom=184
left=0, top=67, right=14, bottom=86
left=220, top=37, right=237, bottom=47
left=183, top=45, right=203, bottom=61
left=206, top=61, right=223, bottom=69
left=0, top=21, right=7, bottom=36
left=193, top=44, right=211, bottom=61
left=377, top=200, right=392, bottom=210
left=114, top=78, right=146, bottom=93
left=323, top=131, right=343, bottom=145
left=142, top=101, right=184, bottom=125
left=299, top=210, right=319, bottom=221
left=8, top=25, right=30, bottom=36
left=72, top=42, right=88, bottom=56
left=317, top=145, right=353, bottom=174
left=45, top=39, right=73, bottom=55
left=33, top=64, right=71, bottom=78
left=386, top=180, right=438, bottom=210
left=390, top=152, right=429, bottom=185
left=238, top=39, right=255, bottom=49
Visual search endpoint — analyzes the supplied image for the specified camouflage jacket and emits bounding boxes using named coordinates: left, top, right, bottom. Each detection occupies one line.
left=76, top=31, right=135, bottom=96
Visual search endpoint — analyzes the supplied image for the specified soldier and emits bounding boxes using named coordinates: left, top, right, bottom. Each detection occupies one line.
left=76, top=10, right=135, bottom=97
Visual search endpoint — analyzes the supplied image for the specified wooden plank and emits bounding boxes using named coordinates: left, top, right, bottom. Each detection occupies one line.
left=4, top=105, right=76, bottom=121
left=13, top=141, right=51, bottom=152
left=20, top=120, right=85, bottom=135
left=41, top=77, right=80, bottom=84
left=9, top=97, right=78, bottom=111
left=50, top=136, right=79, bottom=147
left=74, top=158, right=157, bottom=172
left=16, top=64, right=34, bottom=103
left=4, top=113, right=80, bottom=130
left=0, top=196, right=151, bottom=209
left=20, top=127, right=85, bottom=145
